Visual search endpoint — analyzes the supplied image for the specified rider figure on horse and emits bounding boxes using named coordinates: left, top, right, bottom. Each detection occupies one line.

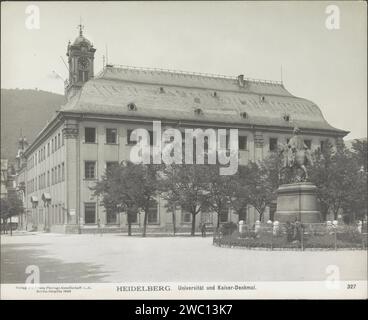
left=281, top=126, right=313, bottom=183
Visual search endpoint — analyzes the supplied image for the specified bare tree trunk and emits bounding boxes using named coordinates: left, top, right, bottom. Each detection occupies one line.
left=217, top=212, right=220, bottom=228
left=172, top=210, right=176, bottom=236
left=128, top=222, right=132, bottom=236
left=191, top=212, right=196, bottom=236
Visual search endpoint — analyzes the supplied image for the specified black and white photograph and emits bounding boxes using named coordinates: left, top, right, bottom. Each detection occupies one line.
left=0, top=1, right=367, bottom=301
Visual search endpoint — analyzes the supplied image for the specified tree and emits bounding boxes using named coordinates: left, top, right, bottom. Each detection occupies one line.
left=345, top=139, right=368, bottom=221
left=228, top=165, right=251, bottom=223
left=0, top=194, right=24, bottom=236
left=309, top=142, right=365, bottom=221
left=92, top=161, right=161, bottom=237
left=206, top=164, right=234, bottom=228
left=241, top=161, right=275, bottom=222
left=351, top=139, right=367, bottom=171
left=162, top=164, right=210, bottom=236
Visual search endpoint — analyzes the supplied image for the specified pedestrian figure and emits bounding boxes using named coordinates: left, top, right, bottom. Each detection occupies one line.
left=201, top=223, right=206, bottom=237
left=97, top=218, right=102, bottom=236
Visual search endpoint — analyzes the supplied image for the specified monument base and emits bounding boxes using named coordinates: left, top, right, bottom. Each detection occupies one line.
left=274, top=182, right=321, bottom=223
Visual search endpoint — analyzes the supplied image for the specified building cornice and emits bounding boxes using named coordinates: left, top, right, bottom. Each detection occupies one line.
left=23, top=110, right=349, bottom=158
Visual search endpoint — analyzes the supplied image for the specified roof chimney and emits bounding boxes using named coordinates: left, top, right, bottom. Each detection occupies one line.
left=237, top=74, right=245, bottom=87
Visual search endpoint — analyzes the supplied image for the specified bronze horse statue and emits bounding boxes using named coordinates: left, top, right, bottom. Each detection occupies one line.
left=279, top=127, right=313, bottom=183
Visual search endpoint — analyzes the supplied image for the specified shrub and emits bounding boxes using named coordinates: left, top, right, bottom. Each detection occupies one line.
left=220, top=222, right=238, bottom=236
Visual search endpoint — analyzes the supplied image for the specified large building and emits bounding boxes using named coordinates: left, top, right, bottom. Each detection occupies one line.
left=21, top=27, right=348, bottom=233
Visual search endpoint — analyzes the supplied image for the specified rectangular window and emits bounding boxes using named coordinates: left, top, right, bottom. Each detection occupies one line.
left=47, top=171, right=50, bottom=187
left=84, top=203, right=96, bottom=224
left=51, top=138, right=54, bottom=153
left=127, top=129, right=137, bottom=145
left=57, top=133, right=61, bottom=149
left=239, top=136, right=247, bottom=150
left=269, top=138, right=278, bottom=151
left=182, top=211, right=192, bottom=223
left=320, top=140, right=326, bottom=152
left=106, top=209, right=117, bottom=224
left=129, top=212, right=138, bottom=224
left=79, top=70, right=89, bottom=82
left=85, top=127, right=96, bottom=143
left=219, top=208, right=229, bottom=223
left=62, top=163, right=65, bottom=181
left=147, top=200, right=159, bottom=224
left=58, top=165, right=61, bottom=182
left=106, top=128, right=117, bottom=144
left=304, top=139, right=312, bottom=149
left=148, top=130, right=154, bottom=146
left=85, top=161, right=96, bottom=179
left=51, top=168, right=54, bottom=185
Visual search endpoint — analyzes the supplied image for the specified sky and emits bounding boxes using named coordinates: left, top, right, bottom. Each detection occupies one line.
left=1, top=1, right=367, bottom=140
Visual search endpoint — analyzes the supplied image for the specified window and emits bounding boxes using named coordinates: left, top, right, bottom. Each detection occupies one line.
left=240, top=111, right=248, bottom=119
left=182, top=211, right=192, bottom=223
left=219, top=208, right=229, bottom=223
left=106, top=128, right=117, bottom=144
left=269, top=138, right=278, bottom=151
left=320, top=140, right=326, bottom=152
left=79, top=70, right=89, bottom=82
left=47, top=171, right=50, bottom=187
left=106, top=209, right=117, bottom=224
left=85, top=161, right=96, bottom=179
left=129, top=212, right=138, bottom=224
left=58, top=165, right=61, bottom=182
left=239, top=136, right=247, bottom=150
left=84, top=203, right=96, bottom=224
left=147, top=200, right=159, bottom=224
left=127, top=129, right=137, bottom=145
left=58, top=133, right=61, bottom=149
left=62, top=163, right=65, bottom=181
left=127, top=103, right=137, bottom=111
left=47, top=143, right=50, bottom=157
left=148, top=130, right=154, bottom=146
left=106, top=161, right=119, bottom=173
left=85, top=127, right=96, bottom=143
left=304, top=139, right=312, bottom=149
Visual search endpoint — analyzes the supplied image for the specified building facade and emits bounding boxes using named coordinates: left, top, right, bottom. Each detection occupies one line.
left=21, top=28, right=348, bottom=233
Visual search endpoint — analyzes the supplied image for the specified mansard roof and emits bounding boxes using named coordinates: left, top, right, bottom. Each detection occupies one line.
left=59, top=65, right=347, bottom=135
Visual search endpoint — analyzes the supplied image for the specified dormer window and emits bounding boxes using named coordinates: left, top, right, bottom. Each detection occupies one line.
left=159, top=87, right=165, bottom=93
left=260, top=96, right=266, bottom=103
left=194, top=97, right=201, bottom=104
left=194, top=108, right=203, bottom=115
left=283, top=114, right=291, bottom=122
left=127, top=103, right=137, bottom=111
left=240, top=112, right=248, bottom=119
left=213, top=91, right=218, bottom=98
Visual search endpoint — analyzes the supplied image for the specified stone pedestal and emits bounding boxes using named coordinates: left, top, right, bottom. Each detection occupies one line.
left=274, top=182, right=321, bottom=223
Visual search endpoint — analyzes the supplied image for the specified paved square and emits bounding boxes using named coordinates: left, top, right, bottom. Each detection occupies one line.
left=1, top=233, right=367, bottom=283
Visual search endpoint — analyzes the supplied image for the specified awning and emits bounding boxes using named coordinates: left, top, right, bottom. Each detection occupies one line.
left=42, top=193, right=51, bottom=202
left=30, top=196, right=38, bottom=203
